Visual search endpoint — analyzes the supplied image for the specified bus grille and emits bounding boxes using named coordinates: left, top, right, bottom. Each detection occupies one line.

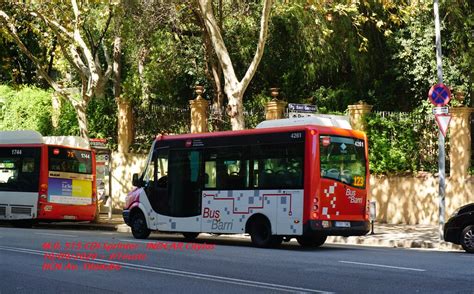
left=0, top=206, right=6, bottom=216
left=11, top=206, right=32, bottom=215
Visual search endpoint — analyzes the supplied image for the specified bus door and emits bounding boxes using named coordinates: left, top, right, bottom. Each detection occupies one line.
left=146, top=148, right=202, bottom=232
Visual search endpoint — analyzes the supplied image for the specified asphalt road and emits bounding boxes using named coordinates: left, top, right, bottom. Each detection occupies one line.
left=0, top=227, right=471, bottom=294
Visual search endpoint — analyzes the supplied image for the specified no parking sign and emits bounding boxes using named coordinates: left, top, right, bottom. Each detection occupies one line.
left=428, top=83, right=451, bottom=106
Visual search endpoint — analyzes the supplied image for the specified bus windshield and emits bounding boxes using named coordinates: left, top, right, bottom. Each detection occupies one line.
left=48, top=147, right=92, bottom=174
left=320, top=135, right=366, bottom=188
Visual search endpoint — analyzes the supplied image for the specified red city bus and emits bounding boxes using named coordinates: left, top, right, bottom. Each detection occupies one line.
left=123, top=117, right=370, bottom=247
left=0, top=130, right=97, bottom=226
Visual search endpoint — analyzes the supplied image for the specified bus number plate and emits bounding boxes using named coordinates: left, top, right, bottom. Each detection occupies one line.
left=335, top=221, right=350, bottom=228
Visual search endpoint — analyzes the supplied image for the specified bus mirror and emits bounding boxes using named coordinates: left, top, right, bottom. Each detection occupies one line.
left=132, top=173, right=141, bottom=187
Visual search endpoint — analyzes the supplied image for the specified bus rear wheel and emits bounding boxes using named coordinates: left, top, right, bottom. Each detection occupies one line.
left=131, top=211, right=151, bottom=239
left=296, top=235, right=327, bottom=247
left=11, top=220, right=34, bottom=228
left=249, top=217, right=282, bottom=248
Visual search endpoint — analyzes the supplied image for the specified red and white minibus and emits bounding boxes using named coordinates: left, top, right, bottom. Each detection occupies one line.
left=123, top=117, right=370, bottom=247
left=0, top=130, right=97, bottom=226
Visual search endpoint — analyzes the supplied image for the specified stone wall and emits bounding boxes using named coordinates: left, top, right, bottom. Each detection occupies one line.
left=370, top=174, right=473, bottom=225
left=110, top=152, right=148, bottom=205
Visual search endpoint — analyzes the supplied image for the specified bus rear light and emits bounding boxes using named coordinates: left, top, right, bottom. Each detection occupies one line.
left=312, top=212, right=318, bottom=218
left=39, top=184, right=48, bottom=201
left=313, top=205, right=318, bottom=211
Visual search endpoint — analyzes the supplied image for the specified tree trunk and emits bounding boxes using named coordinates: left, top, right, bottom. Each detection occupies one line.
left=138, top=46, right=151, bottom=107
left=197, top=0, right=273, bottom=131
left=51, top=92, right=62, bottom=129
left=72, top=99, right=89, bottom=139
left=227, top=91, right=245, bottom=130
left=112, top=31, right=133, bottom=154
left=117, top=99, right=133, bottom=153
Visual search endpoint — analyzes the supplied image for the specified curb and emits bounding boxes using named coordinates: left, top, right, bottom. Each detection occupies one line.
left=326, top=236, right=462, bottom=251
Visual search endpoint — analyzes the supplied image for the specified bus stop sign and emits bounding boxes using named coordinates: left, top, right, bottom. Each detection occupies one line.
left=428, top=83, right=451, bottom=106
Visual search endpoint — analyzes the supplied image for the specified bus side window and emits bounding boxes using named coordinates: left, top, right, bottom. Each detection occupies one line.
left=204, top=161, right=216, bottom=188
left=21, top=159, right=35, bottom=173
left=212, top=147, right=249, bottom=190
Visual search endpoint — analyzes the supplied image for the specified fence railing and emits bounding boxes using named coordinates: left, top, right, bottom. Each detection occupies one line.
left=369, top=110, right=449, bottom=174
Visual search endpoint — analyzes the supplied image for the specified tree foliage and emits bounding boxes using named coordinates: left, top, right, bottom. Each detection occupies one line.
left=0, top=0, right=472, bottom=158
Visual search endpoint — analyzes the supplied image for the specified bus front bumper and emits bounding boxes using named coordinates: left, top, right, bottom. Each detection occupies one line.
left=304, top=220, right=370, bottom=236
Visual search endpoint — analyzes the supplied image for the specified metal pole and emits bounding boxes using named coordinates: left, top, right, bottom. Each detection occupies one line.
left=108, top=151, right=113, bottom=220
left=433, top=0, right=445, bottom=241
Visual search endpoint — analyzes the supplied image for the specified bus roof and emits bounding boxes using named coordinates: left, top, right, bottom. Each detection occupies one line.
left=156, top=123, right=364, bottom=142
left=43, top=136, right=90, bottom=149
left=0, top=130, right=43, bottom=144
left=256, top=115, right=352, bottom=130
left=0, top=130, right=90, bottom=149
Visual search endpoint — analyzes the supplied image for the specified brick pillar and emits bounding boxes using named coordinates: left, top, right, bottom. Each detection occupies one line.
left=348, top=101, right=373, bottom=131
left=189, top=86, right=209, bottom=133
left=265, top=88, right=286, bottom=120
left=449, top=107, right=474, bottom=179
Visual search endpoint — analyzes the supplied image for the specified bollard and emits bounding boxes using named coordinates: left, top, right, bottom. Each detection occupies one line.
left=369, top=201, right=377, bottom=235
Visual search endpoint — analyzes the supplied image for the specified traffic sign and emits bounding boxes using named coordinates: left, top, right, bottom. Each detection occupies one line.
left=428, top=83, right=451, bottom=106
left=434, top=114, right=451, bottom=137
left=432, top=106, right=449, bottom=115
left=288, top=103, right=318, bottom=118
left=288, top=103, right=317, bottom=113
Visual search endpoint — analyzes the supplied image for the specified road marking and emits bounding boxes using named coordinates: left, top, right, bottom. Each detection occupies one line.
left=34, top=232, right=77, bottom=238
left=339, top=261, right=426, bottom=272
left=0, top=245, right=332, bottom=293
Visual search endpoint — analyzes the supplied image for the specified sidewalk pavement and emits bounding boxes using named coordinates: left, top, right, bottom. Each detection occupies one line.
left=30, top=214, right=462, bottom=251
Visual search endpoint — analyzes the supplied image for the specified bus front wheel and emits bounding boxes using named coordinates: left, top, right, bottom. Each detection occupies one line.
left=130, top=211, right=151, bottom=239
left=249, top=217, right=282, bottom=248
left=182, top=232, right=200, bottom=241
left=296, top=235, right=327, bottom=247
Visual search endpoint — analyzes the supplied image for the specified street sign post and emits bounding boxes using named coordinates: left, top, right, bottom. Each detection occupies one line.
left=432, top=0, right=449, bottom=241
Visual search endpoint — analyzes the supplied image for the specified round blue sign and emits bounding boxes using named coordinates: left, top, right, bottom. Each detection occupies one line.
left=428, top=83, right=451, bottom=106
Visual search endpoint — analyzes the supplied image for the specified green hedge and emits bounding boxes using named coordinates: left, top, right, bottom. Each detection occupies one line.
left=365, top=102, right=445, bottom=174
left=0, top=85, right=53, bottom=134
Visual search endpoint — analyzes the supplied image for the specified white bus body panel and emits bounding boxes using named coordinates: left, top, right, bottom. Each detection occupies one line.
left=141, top=189, right=303, bottom=235
left=0, top=191, right=37, bottom=220
left=201, top=190, right=303, bottom=235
